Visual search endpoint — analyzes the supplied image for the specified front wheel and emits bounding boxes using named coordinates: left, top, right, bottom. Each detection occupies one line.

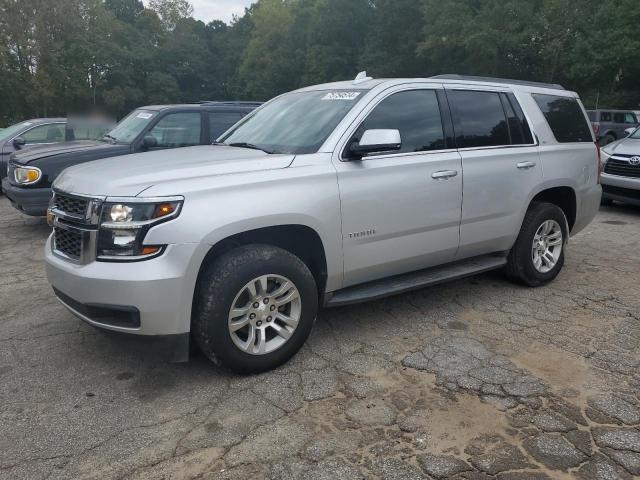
left=505, top=202, right=568, bottom=287
left=192, top=244, right=318, bottom=373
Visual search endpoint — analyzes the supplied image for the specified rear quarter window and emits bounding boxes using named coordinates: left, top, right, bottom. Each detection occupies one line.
left=532, top=94, right=592, bottom=143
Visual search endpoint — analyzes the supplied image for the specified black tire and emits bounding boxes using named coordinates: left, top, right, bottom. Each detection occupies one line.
left=192, top=244, right=318, bottom=374
left=602, top=134, right=616, bottom=146
left=600, top=197, right=613, bottom=206
left=505, top=202, right=568, bottom=287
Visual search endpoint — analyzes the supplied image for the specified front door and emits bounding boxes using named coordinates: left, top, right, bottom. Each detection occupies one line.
left=334, top=87, right=463, bottom=287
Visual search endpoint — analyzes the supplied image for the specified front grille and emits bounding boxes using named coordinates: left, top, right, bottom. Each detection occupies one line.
left=54, top=227, right=83, bottom=259
left=54, top=193, right=89, bottom=217
left=604, top=159, right=640, bottom=178
left=602, top=185, right=640, bottom=200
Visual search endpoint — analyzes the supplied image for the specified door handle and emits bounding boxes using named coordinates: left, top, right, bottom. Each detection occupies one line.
left=517, top=161, right=536, bottom=169
left=431, top=170, right=458, bottom=179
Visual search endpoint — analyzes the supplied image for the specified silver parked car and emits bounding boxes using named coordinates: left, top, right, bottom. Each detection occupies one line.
left=600, top=126, right=640, bottom=206
left=587, top=109, right=639, bottom=145
left=45, top=74, right=601, bottom=373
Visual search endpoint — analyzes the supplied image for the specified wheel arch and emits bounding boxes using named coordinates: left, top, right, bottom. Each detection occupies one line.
left=529, top=186, right=577, bottom=231
left=194, top=224, right=330, bottom=300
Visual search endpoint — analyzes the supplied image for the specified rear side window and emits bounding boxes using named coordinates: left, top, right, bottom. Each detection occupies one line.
left=600, top=112, right=612, bottom=122
left=532, top=94, right=592, bottom=143
left=209, top=112, right=244, bottom=140
left=352, top=89, right=445, bottom=154
left=447, top=90, right=510, bottom=148
left=503, top=93, right=534, bottom=145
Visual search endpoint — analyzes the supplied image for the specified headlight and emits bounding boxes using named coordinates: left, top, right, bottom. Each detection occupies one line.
left=600, top=147, right=612, bottom=167
left=14, top=166, right=42, bottom=185
left=97, top=199, right=182, bottom=261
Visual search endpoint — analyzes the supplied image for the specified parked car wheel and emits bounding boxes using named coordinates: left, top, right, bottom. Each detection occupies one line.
left=602, top=133, right=616, bottom=145
left=505, top=202, right=568, bottom=287
left=193, top=244, right=318, bottom=373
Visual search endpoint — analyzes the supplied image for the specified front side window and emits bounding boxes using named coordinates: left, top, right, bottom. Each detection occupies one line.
left=448, top=90, right=510, bottom=148
left=149, top=112, right=202, bottom=148
left=22, top=124, right=65, bottom=144
left=532, top=94, right=592, bottom=143
left=624, top=113, right=637, bottom=124
left=220, top=90, right=366, bottom=154
left=349, top=89, right=445, bottom=155
left=106, top=109, right=157, bottom=144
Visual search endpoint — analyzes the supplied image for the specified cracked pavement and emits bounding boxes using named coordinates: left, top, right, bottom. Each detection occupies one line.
left=1, top=197, right=639, bottom=479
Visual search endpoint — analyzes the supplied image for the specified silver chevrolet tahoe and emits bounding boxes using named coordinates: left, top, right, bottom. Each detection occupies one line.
left=45, top=74, right=601, bottom=373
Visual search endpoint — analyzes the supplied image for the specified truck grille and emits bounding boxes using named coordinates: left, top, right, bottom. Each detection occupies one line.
left=54, top=193, right=89, bottom=217
left=54, top=227, right=83, bottom=260
left=604, top=159, right=640, bottom=178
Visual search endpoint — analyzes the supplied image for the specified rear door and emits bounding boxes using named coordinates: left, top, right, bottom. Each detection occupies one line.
left=334, top=85, right=463, bottom=286
left=445, top=87, right=542, bottom=258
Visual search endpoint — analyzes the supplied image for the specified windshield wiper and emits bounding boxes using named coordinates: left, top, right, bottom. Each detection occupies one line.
left=101, top=134, right=117, bottom=143
left=228, top=142, right=273, bottom=154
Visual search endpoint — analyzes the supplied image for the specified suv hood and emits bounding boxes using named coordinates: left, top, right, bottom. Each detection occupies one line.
left=606, top=137, right=640, bottom=156
left=54, top=145, right=295, bottom=197
left=11, top=140, right=127, bottom=165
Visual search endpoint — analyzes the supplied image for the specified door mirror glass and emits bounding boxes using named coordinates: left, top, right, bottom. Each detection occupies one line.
left=349, top=129, right=401, bottom=158
left=624, top=127, right=636, bottom=137
left=142, top=135, right=158, bottom=149
left=12, top=137, right=26, bottom=149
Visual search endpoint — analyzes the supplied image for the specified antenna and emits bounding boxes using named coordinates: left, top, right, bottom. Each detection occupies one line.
left=353, top=71, right=372, bottom=85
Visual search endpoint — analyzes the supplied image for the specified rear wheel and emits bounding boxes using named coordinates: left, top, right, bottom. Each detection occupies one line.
left=505, top=202, right=568, bottom=287
left=193, top=244, right=318, bottom=373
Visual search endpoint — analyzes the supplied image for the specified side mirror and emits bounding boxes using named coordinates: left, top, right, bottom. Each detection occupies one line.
left=142, top=135, right=158, bottom=149
left=348, top=129, right=401, bottom=159
left=12, top=137, right=26, bottom=149
left=624, top=127, right=636, bottom=137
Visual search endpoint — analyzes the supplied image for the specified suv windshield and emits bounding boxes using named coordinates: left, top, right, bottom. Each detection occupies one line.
left=0, top=121, right=34, bottom=141
left=219, top=90, right=366, bottom=154
left=104, top=109, right=157, bottom=143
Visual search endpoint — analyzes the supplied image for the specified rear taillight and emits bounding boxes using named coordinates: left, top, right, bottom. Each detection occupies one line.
left=592, top=122, right=600, bottom=136
left=595, top=142, right=602, bottom=184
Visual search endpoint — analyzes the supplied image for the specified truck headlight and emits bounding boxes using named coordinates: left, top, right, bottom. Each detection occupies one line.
left=14, top=166, right=42, bottom=185
left=97, top=199, right=182, bottom=260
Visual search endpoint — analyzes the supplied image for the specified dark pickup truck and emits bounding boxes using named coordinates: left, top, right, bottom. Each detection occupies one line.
left=3, top=101, right=261, bottom=216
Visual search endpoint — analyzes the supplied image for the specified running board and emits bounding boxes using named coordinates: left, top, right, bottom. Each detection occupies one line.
left=324, top=254, right=507, bottom=307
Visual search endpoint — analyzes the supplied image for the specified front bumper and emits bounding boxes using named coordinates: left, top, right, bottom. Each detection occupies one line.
left=45, top=234, right=203, bottom=339
left=601, top=173, right=640, bottom=206
left=2, top=178, right=51, bottom=216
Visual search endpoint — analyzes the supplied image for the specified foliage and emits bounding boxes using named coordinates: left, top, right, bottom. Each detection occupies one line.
left=0, top=0, right=639, bottom=125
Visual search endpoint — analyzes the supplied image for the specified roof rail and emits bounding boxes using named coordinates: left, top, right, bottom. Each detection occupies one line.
left=430, top=74, right=565, bottom=91
left=193, top=101, right=263, bottom=106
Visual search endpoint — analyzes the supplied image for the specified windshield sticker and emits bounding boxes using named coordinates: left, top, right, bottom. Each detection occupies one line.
left=136, top=112, right=153, bottom=119
left=322, top=92, right=361, bottom=101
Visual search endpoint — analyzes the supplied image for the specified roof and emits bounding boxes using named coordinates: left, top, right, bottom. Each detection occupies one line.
left=139, top=102, right=262, bottom=111
left=296, top=74, right=569, bottom=94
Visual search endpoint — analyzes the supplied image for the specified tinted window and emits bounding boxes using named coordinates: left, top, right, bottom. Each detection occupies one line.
left=502, top=93, right=534, bottom=145
left=209, top=112, right=244, bottom=140
left=149, top=112, right=201, bottom=148
left=352, top=90, right=445, bottom=155
left=587, top=111, right=596, bottom=121
left=448, top=90, right=510, bottom=148
left=22, top=124, right=65, bottom=144
left=532, top=94, right=592, bottom=143
left=600, top=112, right=612, bottom=122
left=613, top=113, right=625, bottom=124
